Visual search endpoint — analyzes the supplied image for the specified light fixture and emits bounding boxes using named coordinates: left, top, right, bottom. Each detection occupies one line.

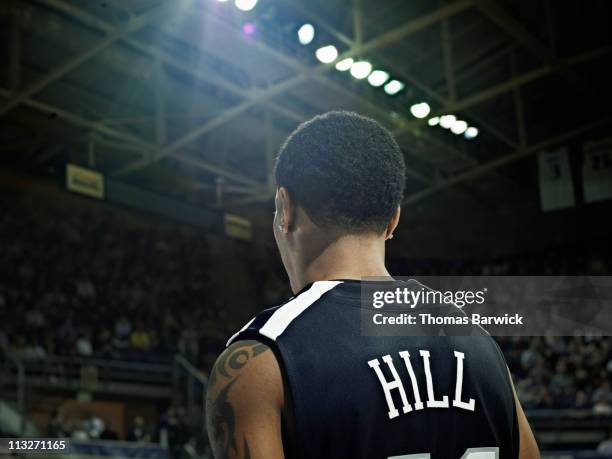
left=439, top=114, right=456, bottom=129
left=315, top=45, right=338, bottom=64
left=367, top=70, right=390, bottom=87
left=410, top=102, right=431, bottom=119
left=428, top=117, right=440, bottom=126
left=235, top=0, right=257, bottom=11
left=464, top=126, right=479, bottom=139
left=335, top=58, right=354, bottom=71
left=350, top=61, right=372, bottom=79
left=297, top=24, right=315, bottom=45
left=384, top=80, right=405, bottom=95
left=450, top=120, right=468, bottom=135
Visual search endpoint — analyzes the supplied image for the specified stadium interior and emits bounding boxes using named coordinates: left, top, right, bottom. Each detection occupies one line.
left=0, top=0, right=611, bottom=458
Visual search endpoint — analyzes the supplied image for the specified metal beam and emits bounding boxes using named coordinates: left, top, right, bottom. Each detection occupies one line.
left=154, top=59, right=166, bottom=146
left=276, top=0, right=354, bottom=47
left=39, top=0, right=305, bottom=125
left=280, top=1, right=517, bottom=154
left=441, top=17, right=457, bottom=102
left=0, top=1, right=184, bottom=117
left=264, top=109, right=274, bottom=189
left=393, top=46, right=612, bottom=137
left=475, top=0, right=577, bottom=85
left=511, top=50, right=526, bottom=146
left=403, top=119, right=609, bottom=205
left=9, top=0, right=21, bottom=91
left=352, top=0, right=363, bottom=44
left=344, top=0, right=473, bottom=58
left=116, top=0, right=474, bottom=175
left=0, top=87, right=265, bottom=189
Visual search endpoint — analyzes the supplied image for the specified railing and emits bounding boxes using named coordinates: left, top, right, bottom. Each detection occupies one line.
left=2, top=355, right=174, bottom=397
left=0, top=349, right=26, bottom=435
left=174, top=355, right=208, bottom=435
left=527, top=409, right=612, bottom=453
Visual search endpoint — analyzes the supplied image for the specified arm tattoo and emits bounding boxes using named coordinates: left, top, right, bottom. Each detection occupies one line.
left=207, top=341, right=271, bottom=459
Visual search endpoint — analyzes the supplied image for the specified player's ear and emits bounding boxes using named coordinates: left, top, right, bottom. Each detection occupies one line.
left=385, top=206, right=401, bottom=241
left=276, top=186, right=295, bottom=233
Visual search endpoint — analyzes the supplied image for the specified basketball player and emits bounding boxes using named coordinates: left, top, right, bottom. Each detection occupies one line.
left=206, top=111, right=539, bottom=459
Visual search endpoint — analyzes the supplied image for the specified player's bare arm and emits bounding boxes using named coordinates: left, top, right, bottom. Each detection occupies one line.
left=206, top=340, right=285, bottom=459
left=508, top=368, right=540, bottom=459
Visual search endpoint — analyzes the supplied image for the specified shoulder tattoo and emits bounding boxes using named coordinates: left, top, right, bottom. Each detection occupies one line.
left=206, top=340, right=271, bottom=459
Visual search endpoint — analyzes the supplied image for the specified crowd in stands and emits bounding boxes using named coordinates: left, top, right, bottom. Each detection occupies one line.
left=47, top=406, right=192, bottom=446
left=0, top=197, right=289, bottom=376
left=0, top=194, right=611, bottom=419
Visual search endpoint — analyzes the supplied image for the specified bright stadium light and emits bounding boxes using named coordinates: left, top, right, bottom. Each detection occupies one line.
left=384, top=79, right=405, bottom=95
left=315, top=45, right=338, bottom=64
left=297, top=23, right=315, bottom=45
left=350, top=61, right=372, bottom=79
left=439, top=114, right=456, bottom=129
left=335, top=58, right=354, bottom=71
left=367, top=70, right=390, bottom=87
left=410, top=102, right=431, bottom=119
left=428, top=116, right=440, bottom=126
left=450, top=119, right=468, bottom=135
left=464, top=126, right=479, bottom=139
left=235, top=0, right=257, bottom=11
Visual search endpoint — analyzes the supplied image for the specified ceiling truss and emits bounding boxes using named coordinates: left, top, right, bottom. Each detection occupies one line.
left=1, top=0, right=609, bottom=211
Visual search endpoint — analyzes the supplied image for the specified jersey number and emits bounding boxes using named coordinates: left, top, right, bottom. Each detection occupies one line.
left=389, top=447, right=498, bottom=459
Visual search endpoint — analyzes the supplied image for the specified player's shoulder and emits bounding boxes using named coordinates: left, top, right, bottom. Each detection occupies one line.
left=226, top=280, right=343, bottom=347
left=205, top=338, right=284, bottom=452
left=208, top=339, right=279, bottom=395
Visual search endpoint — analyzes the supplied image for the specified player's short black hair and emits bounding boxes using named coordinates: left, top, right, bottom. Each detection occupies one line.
left=274, top=111, right=406, bottom=234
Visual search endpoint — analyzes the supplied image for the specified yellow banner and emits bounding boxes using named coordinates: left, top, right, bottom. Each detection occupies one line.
left=66, top=164, right=104, bottom=199
left=224, top=213, right=252, bottom=241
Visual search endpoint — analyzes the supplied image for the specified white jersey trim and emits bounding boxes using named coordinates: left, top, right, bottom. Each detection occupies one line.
left=226, top=317, right=255, bottom=347
left=259, top=280, right=342, bottom=341
left=227, top=280, right=342, bottom=346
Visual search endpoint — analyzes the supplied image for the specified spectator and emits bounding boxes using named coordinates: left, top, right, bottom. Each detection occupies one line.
left=598, top=428, right=612, bottom=454
left=75, top=334, right=93, bottom=357
left=99, top=420, right=119, bottom=441
left=130, top=323, right=151, bottom=351
left=127, top=416, right=151, bottom=443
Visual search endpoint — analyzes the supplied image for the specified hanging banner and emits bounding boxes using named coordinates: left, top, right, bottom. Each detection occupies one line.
left=66, top=163, right=105, bottom=199
left=537, top=147, right=575, bottom=212
left=583, top=138, right=612, bottom=203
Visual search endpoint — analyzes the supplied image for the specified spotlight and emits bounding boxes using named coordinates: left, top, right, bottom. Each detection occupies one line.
left=335, top=58, right=354, bottom=71
left=450, top=120, right=468, bottom=135
left=464, top=126, right=479, bottom=139
left=235, top=0, right=257, bottom=11
left=297, top=24, right=315, bottom=45
left=384, top=80, right=405, bottom=95
left=439, top=114, right=456, bottom=129
left=367, top=70, right=390, bottom=87
left=428, top=117, right=440, bottom=126
left=315, top=45, right=338, bottom=64
left=410, top=102, right=431, bottom=119
left=350, top=61, right=372, bottom=80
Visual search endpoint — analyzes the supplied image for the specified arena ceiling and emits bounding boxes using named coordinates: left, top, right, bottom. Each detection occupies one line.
left=1, top=0, right=611, bottom=225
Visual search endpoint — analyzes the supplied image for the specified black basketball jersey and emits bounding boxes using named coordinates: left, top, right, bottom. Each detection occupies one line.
left=227, top=280, right=519, bottom=459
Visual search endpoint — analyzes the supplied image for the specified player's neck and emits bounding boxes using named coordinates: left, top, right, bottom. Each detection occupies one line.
left=292, top=234, right=390, bottom=293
